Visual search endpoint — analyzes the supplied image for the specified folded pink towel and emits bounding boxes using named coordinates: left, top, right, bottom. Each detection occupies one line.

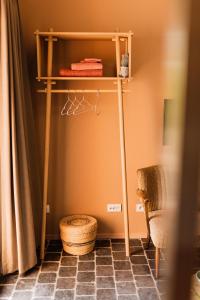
left=81, top=58, right=102, bottom=63
left=71, top=62, right=103, bottom=71
left=59, top=68, right=103, bottom=77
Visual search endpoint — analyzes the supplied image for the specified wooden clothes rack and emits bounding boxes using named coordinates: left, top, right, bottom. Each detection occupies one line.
left=35, top=30, right=133, bottom=259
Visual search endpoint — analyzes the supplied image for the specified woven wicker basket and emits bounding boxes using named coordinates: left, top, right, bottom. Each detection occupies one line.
left=59, top=215, right=97, bottom=255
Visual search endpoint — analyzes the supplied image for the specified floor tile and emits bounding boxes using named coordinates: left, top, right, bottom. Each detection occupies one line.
left=79, top=252, right=95, bottom=261
left=96, top=248, right=111, bottom=256
left=152, top=269, right=167, bottom=280
left=75, top=296, right=95, bottom=300
left=96, top=266, right=114, bottom=276
left=143, top=243, right=155, bottom=250
left=96, top=256, right=112, bottom=265
left=62, top=250, right=75, bottom=257
left=32, top=298, right=52, bottom=300
left=46, top=244, right=62, bottom=252
left=77, top=272, right=95, bottom=282
left=38, top=272, right=56, bottom=283
left=97, top=276, right=115, bottom=288
left=116, top=281, right=136, bottom=294
left=59, top=267, right=77, bottom=277
left=148, top=259, right=155, bottom=269
left=0, top=285, right=14, bottom=297
left=132, top=264, right=150, bottom=275
left=0, top=273, right=18, bottom=284
left=115, top=271, right=133, bottom=282
left=141, top=238, right=148, bottom=243
left=118, top=295, right=138, bottom=300
left=54, top=289, right=74, bottom=300
left=0, top=238, right=167, bottom=300
left=111, top=239, right=125, bottom=243
left=148, top=259, right=167, bottom=270
left=16, top=278, right=36, bottom=290
left=44, top=252, right=61, bottom=261
left=114, top=261, right=131, bottom=270
left=61, top=256, right=77, bottom=266
left=95, top=240, right=111, bottom=247
left=135, top=275, right=155, bottom=287
left=34, top=284, right=55, bottom=297
left=97, top=288, right=117, bottom=300
left=20, top=267, right=39, bottom=278
left=141, top=239, right=155, bottom=249
left=156, top=280, right=167, bottom=294
left=41, top=262, right=59, bottom=272
left=112, top=251, right=129, bottom=261
left=49, top=239, right=62, bottom=246
left=130, top=239, right=142, bottom=246
left=76, top=283, right=95, bottom=295
left=130, top=247, right=144, bottom=256
left=112, top=244, right=125, bottom=251
left=130, top=256, right=147, bottom=265
left=78, top=261, right=95, bottom=271
left=145, top=250, right=155, bottom=259
left=12, top=291, right=32, bottom=300
left=138, top=288, right=159, bottom=300
left=141, top=238, right=154, bottom=247
left=56, top=277, right=75, bottom=289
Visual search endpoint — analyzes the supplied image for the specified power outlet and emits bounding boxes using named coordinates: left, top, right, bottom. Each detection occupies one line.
left=46, top=204, right=50, bottom=213
left=107, top=204, right=122, bottom=212
left=136, top=203, right=144, bottom=212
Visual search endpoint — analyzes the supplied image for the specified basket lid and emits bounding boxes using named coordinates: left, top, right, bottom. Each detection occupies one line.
left=60, top=215, right=97, bottom=228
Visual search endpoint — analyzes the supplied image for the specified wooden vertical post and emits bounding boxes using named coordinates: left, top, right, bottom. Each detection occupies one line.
left=125, top=38, right=128, bottom=54
left=128, top=32, right=132, bottom=79
left=40, top=30, right=54, bottom=260
left=115, top=36, right=130, bottom=256
left=115, top=36, right=121, bottom=76
left=35, top=30, right=42, bottom=80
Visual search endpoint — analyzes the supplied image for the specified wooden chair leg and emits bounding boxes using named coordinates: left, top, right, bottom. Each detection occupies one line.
left=155, top=247, right=160, bottom=279
left=145, top=219, right=151, bottom=250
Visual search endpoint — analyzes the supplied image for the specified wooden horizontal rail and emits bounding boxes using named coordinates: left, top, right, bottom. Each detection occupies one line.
left=36, top=76, right=131, bottom=81
left=34, top=31, right=134, bottom=40
left=37, top=89, right=130, bottom=93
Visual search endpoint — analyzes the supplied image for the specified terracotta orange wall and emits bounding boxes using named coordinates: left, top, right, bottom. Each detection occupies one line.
left=19, top=0, right=168, bottom=239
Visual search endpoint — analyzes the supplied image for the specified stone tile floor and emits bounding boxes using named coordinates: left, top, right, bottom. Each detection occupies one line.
left=0, top=238, right=167, bottom=300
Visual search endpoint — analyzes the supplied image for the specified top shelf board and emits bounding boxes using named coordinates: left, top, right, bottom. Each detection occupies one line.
left=34, top=31, right=133, bottom=41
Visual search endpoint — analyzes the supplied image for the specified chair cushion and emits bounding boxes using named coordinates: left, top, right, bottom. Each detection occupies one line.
left=149, top=210, right=167, bottom=249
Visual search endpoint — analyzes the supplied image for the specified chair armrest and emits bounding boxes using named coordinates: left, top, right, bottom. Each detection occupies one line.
left=136, top=189, right=149, bottom=217
left=136, top=188, right=150, bottom=237
left=136, top=189, right=149, bottom=205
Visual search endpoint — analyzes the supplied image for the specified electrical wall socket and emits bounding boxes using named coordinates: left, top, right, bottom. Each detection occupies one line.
left=107, top=204, right=122, bottom=212
left=136, top=203, right=144, bottom=212
left=46, top=204, right=50, bottom=213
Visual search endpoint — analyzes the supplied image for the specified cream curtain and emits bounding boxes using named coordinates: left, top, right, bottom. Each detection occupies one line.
left=0, top=0, right=41, bottom=274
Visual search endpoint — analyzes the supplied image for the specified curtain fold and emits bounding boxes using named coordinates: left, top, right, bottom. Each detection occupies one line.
left=0, top=0, right=41, bottom=275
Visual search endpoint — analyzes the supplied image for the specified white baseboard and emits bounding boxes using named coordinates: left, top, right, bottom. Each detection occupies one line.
left=46, top=232, right=147, bottom=240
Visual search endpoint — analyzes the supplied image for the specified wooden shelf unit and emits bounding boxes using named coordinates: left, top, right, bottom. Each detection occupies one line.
left=35, top=30, right=133, bottom=81
left=35, top=30, right=133, bottom=259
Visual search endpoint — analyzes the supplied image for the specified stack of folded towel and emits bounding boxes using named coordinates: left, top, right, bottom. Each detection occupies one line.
left=59, top=58, right=103, bottom=77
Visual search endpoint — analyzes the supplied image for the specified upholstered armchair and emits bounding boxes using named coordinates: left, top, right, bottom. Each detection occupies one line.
left=136, top=165, right=167, bottom=278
